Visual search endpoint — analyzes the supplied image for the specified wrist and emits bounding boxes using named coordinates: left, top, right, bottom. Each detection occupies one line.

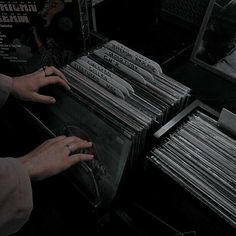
left=11, top=77, right=18, bottom=98
left=18, top=156, right=35, bottom=180
left=0, top=73, right=13, bottom=95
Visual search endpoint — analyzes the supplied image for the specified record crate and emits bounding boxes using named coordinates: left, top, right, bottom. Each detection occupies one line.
left=140, top=100, right=236, bottom=235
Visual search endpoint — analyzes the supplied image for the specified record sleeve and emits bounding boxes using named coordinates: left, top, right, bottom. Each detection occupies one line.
left=0, top=0, right=84, bottom=74
left=27, top=85, right=133, bottom=208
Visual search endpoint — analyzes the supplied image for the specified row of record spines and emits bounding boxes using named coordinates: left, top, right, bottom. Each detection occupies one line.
left=75, top=40, right=191, bottom=125
left=149, top=109, right=236, bottom=227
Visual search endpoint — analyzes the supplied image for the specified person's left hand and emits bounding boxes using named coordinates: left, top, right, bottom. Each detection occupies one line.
left=11, top=66, right=70, bottom=104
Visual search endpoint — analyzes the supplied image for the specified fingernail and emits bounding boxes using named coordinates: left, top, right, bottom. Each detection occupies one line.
left=51, top=98, right=56, bottom=103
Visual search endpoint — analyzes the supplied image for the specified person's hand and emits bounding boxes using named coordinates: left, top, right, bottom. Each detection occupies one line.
left=18, top=136, right=94, bottom=181
left=11, top=66, right=70, bottom=104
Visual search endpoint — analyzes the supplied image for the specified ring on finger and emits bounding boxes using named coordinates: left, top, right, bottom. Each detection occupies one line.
left=65, top=144, right=73, bottom=155
left=43, top=65, right=48, bottom=77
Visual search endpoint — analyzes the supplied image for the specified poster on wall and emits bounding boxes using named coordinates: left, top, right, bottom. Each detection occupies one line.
left=191, top=0, right=236, bottom=83
left=0, top=0, right=84, bottom=74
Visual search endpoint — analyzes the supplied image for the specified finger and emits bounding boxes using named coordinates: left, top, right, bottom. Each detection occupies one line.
left=36, top=67, right=46, bottom=77
left=46, top=66, right=66, bottom=80
left=41, top=136, right=67, bottom=149
left=31, top=92, right=56, bottom=104
left=68, top=141, right=93, bottom=154
left=62, top=136, right=92, bottom=155
left=41, top=76, right=70, bottom=91
left=39, top=70, right=46, bottom=79
left=69, top=154, right=94, bottom=165
left=62, top=136, right=88, bottom=145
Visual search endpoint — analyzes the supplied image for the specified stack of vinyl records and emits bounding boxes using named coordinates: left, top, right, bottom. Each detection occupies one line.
left=149, top=109, right=236, bottom=228
left=63, top=40, right=191, bottom=128
left=39, top=40, right=190, bottom=209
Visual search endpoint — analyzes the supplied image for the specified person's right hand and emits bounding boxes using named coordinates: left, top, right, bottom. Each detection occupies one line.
left=18, top=136, right=94, bottom=181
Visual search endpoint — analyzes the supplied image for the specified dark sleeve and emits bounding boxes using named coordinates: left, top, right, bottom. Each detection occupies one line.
left=0, top=74, right=12, bottom=109
left=0, top=158, right=33, bottom=236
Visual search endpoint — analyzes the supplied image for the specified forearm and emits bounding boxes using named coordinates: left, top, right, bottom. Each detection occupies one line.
left=0, top=74, right=13, bottom=108
left=0, top=157, right=33, bottom=236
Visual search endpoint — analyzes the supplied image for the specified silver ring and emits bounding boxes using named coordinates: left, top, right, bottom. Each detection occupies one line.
left=43, top=66, right=47, bottom=77
left=66, top=144, right=72, bottom=155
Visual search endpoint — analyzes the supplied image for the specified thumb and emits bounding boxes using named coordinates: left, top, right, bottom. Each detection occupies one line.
left=32, top=93, right=56, bottom=104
